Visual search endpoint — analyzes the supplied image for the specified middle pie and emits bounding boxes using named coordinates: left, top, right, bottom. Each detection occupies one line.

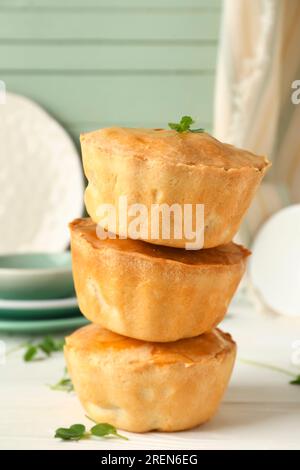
left=70, top=218, right=250, bottom=342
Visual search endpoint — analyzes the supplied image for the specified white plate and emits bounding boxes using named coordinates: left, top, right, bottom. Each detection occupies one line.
left=0, top=93, right=84, bottom=253
left=249, top=204, right=300, bottom=317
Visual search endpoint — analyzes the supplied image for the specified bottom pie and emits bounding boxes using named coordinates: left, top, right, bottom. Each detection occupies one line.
left=65, top=324, right=236, bottom=433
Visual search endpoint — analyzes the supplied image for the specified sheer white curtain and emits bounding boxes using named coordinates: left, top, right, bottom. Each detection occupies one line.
left=214, top=0, right=300, bottom=244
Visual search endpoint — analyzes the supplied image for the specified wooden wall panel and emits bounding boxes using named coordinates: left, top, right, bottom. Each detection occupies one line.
left=0, top=0, right=221, bottom=138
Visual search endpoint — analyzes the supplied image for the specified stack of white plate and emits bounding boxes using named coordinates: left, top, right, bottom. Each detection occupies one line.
left=0, top=93, right=87, bottom=333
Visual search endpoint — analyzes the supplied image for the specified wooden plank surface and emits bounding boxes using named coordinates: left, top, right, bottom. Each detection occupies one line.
left=1, top=305, right=299, bottom=450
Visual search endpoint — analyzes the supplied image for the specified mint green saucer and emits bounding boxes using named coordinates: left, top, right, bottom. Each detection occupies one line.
left=0, top=297, right=80, bottom=320
left=0, top=315, right=89, bottom=334
left=0, top=252, right=74, bottom=300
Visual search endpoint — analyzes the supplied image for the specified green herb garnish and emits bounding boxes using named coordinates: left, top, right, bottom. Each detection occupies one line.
left=168, top=116, right=204, bottom=133
left=23, top=336, right=64, bottom=362
left=240, top=359, right=300, bottom=386
left=55, top=424, right=86, bottom=441
left=290, top=375, right=300, bottom=386
left=38, top=336, right=64, bottom=355
left=55, top=421, right=128, bottom=441
left=91, top=423, right=128, bottom=440
left=49, top=368, right=74, bottom=392
left=24, top=345, right=38, bottom=362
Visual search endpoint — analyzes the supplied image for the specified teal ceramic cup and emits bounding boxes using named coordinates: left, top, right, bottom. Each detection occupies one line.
left=0, top=252, right=75, bottom=300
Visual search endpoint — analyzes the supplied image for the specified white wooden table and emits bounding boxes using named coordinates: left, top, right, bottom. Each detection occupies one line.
left=1, top=298, right=300, bottom=450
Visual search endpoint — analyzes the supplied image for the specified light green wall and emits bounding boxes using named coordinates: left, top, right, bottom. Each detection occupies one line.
left=0, top=0, right=222, bottom=144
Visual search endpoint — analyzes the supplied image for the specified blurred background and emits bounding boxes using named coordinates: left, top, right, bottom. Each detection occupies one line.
left=0, top=0, right=219, bottom=136
left=1, top=0, right=300, bottom=328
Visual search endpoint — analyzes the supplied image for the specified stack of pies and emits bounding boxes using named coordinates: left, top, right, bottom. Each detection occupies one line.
left=65, top=127, right=270, bottom=433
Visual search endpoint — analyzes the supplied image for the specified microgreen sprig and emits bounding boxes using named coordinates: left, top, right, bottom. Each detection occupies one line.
left=55, top=419, right=128, bottom=441
left=55, top=424, right=87, bottom=441
left=23, top=336, right=65, bottom=362
left=240, top=359, right=300, bottom=386
left=49, top=368, right=74, bottom=392
left=91, top=423, right=128, bottom=441
left=168, top=116, right=204, bottom=133
left=86, top=415, right=128, bottom=440
left=289, top=375, right=300, bottom=385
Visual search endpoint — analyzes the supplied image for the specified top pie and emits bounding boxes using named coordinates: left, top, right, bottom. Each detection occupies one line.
left=81, top=127, right=270, bottom=249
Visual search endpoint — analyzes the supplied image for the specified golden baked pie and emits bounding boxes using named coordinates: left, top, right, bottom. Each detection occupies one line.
left=65, top=324, right=236, bottom=432
left=70, top=218, right=250, bottom=342
left=80, top=127, right=270, bottom=249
